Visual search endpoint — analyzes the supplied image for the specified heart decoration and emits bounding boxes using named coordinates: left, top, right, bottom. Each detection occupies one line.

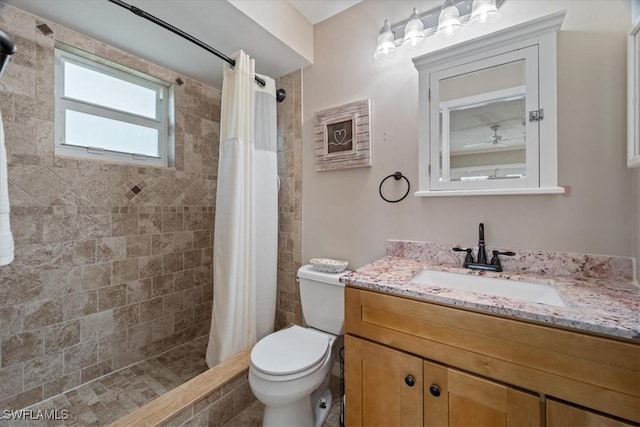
left=334, top=129, right=347, bottom=144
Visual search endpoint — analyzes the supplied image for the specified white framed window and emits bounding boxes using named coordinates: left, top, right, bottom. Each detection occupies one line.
left=55, top=48, right=170, bottom=167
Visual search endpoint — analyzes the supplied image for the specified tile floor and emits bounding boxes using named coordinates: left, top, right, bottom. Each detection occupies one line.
left=7, top=336, right=210, bottom=426
left=4, top=336, right=344, bottom=427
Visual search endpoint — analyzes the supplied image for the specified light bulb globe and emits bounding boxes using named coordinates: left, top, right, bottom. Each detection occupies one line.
left=402, top=8, right=425, bottom=48
left=436, top=2, right=462, bottom=37
left=470, top=0, right=500, bottom=25
left=374, top=20, right=397, bottom=60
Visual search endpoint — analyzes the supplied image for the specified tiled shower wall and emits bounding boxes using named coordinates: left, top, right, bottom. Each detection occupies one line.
left=275, top=70, right=303, bottom=329
left=0, top=5, right=220, bottom=410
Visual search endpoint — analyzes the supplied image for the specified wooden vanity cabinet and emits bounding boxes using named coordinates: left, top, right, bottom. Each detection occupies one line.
left=345, top=287, right=640, bottom=426
left=546, top=400, right=635, bottom=427
left=346, top=335, right=540, bottom=427
left=345, top=336, right=423, bottom=427
left=423, top=360, right=541, bottom=427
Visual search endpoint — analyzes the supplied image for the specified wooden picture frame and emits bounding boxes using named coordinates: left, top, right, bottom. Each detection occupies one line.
left=313, top=99, right=371, bottom=171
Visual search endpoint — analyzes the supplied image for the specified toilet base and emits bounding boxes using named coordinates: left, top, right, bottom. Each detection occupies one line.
left=262, top=380, right=332, bottom=427
left=313, top=388, right=332, bottom=427
left=263, top=395, right=313, bottom=427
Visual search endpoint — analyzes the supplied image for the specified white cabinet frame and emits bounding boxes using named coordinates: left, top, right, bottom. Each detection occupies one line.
left=413, top=11, right=566, bottom=197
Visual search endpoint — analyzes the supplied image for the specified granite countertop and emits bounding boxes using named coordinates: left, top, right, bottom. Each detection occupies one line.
left=341, top=255, right=640, bottom=342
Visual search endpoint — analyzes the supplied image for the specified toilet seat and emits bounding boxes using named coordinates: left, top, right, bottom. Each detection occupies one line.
left=251, top=326, right=331, bottom=378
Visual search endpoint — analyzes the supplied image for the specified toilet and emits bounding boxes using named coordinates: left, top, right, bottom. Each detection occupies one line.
left=249, top=264, right=349, bottom=427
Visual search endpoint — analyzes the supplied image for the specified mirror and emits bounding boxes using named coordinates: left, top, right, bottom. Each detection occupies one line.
left=439, top=60, right=527, bottom=183
left=446, top=98, right=526, bottom=181
left=629, top=18, right=640, bottom=168
left=413, top=11, right=566, bottom=196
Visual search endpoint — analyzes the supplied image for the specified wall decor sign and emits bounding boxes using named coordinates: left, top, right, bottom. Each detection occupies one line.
left=313, top=99, right=371, bottom=171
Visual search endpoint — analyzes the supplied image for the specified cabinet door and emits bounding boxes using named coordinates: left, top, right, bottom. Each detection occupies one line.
left=345, top=335, right=423, bottom=427
left=547, top=399, right=635, bottom=427
left=424, top=360, right=541, bottom=427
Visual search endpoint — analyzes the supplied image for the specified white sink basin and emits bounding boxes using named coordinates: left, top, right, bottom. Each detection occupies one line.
left=411, top=269, right=565, bottom=307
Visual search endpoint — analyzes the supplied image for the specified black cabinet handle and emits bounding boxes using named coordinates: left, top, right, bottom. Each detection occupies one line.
left=404, top=375, right=415, bottom=387
left=429, top=385, right=441, bottom=397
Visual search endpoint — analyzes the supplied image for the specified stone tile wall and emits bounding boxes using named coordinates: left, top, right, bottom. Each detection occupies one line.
left=0, top=5, right=219, bottom=410
left=274, top=70, right=303, bottom=329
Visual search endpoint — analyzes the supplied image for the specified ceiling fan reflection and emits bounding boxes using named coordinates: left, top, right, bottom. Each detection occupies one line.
left=462, top=124, right=522, bottom=149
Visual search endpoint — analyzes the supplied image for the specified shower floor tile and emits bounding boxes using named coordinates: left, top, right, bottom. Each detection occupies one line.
left=18, top=336, right=209, bottom=426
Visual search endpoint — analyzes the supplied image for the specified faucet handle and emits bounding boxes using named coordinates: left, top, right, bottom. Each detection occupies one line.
left=493, top=250, right=515, bottom=257
left=453, top=247, right=474, bottom=267
left=490, top=250, right=515, bottom=268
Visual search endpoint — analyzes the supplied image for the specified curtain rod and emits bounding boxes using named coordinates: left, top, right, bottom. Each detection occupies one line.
left=108, top=0, right=287, bottom=102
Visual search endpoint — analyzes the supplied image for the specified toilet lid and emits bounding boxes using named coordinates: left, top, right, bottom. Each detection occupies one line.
left=251, top=326, right=330, bottom=376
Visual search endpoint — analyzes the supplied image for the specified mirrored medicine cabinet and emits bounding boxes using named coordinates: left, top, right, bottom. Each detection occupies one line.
left=413, top=11, right=566, bottom=196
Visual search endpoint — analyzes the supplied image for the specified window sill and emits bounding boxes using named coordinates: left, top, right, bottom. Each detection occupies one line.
left=54, top=153, right=173, bottom=169
left=414, top=187, right=566, bottom=197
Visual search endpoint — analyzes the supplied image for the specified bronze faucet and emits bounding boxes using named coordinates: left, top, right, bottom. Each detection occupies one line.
left=452, top=223, right=515, bottom=272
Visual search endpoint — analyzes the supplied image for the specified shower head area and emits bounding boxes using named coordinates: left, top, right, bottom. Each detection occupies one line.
left=0, top=28, right=15, bottom=78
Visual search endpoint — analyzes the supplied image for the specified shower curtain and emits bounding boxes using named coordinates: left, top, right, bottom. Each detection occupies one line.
left=206, top=51, right=278, bottom=367
left=0, top=109, right=14, bottom=266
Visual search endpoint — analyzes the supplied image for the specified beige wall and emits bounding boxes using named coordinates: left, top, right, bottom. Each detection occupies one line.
left=0, top=5, right=219, bottom=409
left=302, top=0, right=633, bottom=269
left=228, top=0, right=313, bottom=64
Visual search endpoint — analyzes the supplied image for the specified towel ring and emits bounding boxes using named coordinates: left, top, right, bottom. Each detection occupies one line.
left=379, top=171, right=410, bottom=203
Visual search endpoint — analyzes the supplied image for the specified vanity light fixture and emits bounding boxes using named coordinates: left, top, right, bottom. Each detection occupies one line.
left=402, top=8, right=425, bottom=47
left=374, top=19, right=397, bottom=60
left=374, top=0, right=505, bottom=60
left=470, top=0, right=500, bottom=24
left=436, top=0, right=463, bottom=37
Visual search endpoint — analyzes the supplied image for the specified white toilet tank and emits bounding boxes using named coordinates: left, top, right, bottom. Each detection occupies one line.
left=297, top=264, right=349, bottom=335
